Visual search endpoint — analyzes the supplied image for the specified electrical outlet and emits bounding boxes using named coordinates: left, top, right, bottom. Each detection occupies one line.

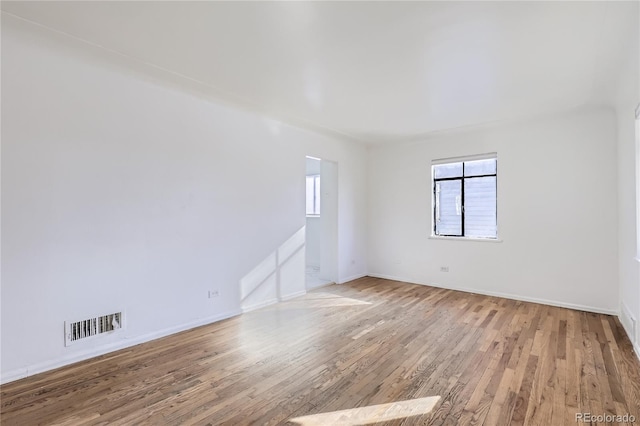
left=208, top=290, right=219, bottom=298
left=440, top=266, right=449, bottom=272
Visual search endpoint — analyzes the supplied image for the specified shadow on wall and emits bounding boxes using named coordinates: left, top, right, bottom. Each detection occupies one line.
left=240, top=227, right=306, bottom=312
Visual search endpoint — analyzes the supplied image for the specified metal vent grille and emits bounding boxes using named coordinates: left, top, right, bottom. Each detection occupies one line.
left=65, top=312, right=122, bottom=346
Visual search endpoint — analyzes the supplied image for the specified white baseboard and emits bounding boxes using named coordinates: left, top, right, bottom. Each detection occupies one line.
left=280, top=290, right=307, bottom=301
left=338, top=273, right=367, bottom=284
left=241, top=298, right=279, bottom=313
left=242, top=291, right=307, bottom=313
left=307, top=281, right=335, bottom=290
left=620, top=302, right=637, bottom=343
left=367, top=273, right=618, bottom=316
left=0, top=309, right=241, bottom=385
left=619, top=304, right=640, bottom=363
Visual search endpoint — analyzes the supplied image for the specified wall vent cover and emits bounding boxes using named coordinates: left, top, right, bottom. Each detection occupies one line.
left=65, top=312, right=123, bottom=346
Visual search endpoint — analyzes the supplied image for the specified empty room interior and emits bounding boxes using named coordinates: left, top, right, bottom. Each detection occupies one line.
left=2, top=1, right=640, bottom=425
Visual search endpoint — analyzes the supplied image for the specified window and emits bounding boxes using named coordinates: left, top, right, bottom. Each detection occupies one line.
left=306, top=174, right=321, bottom=216
left=432, top=155, right=497, bottom=238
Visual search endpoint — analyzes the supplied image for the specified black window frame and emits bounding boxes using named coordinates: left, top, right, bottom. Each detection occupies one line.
left=432, top=157, right=497, bottom=238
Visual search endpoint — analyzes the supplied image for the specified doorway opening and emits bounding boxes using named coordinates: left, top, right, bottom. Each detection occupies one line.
left=305, top=156, right=338, bottom=289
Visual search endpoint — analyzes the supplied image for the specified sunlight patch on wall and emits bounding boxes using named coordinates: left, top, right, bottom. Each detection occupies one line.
left=240, top=227, right=306, bottom=312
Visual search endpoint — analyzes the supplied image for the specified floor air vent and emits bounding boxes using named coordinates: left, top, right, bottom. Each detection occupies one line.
left=65, top=312, right=123, bottom=346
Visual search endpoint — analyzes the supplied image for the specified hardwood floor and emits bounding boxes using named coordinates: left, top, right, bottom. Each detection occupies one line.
left=2, top=277, right=640, bottom=425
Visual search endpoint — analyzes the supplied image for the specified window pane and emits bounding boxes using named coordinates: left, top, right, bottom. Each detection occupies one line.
left=433, top=162, right=463, bottom=179
left=435, top=180, right=462, bottom=236
left=314, top=176, right=321, bottom=215
left=306, top=176, right=315, bottom=215
left=464, top=176, right=497, bottom=238
left=464, top=158, right=496, bottom=177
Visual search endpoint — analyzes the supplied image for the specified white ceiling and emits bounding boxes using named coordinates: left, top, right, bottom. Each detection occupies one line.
left=2, top=1, right=638, bottom=144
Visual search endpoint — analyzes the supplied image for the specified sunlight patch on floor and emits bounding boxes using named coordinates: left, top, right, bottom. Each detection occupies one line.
left=264, top=292, right=373, bottom=310
left=351, top=320, right=385, bottom=340
left=303, top=292, right=372, bottom=305
left=288, top=396, right=441, bottom=426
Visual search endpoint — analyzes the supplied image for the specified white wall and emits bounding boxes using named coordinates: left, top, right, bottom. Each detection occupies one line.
left=305, top=217, right=321, bottom=267
left=319, top=160, right=339, bottom=282
left=1, top=15, right=367, bottom=382
left=6, top=4, right=631, bottom=385
left=614, top=8, right=640, bottom=355
left=367, top=107, right=619, bottom=314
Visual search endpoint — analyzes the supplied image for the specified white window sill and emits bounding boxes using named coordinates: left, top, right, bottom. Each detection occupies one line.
left=429, top=235, right=503, bottom=243
left=306, top=214, right=320, bottom=218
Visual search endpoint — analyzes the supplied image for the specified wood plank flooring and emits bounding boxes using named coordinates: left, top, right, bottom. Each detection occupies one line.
left=2, top=277, right=640, bottom=425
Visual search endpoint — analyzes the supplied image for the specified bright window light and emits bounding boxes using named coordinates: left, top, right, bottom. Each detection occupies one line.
left=306, top=174, right=320, bottom=216
left=432, top=154, right=497, bottom=239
